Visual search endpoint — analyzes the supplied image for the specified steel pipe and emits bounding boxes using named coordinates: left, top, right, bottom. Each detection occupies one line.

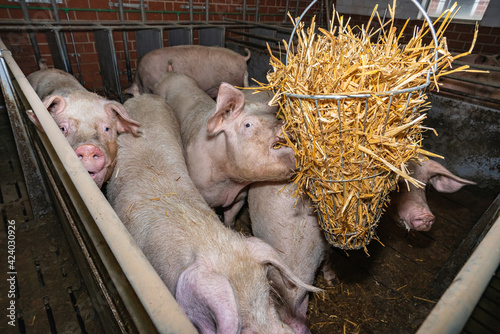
left=416, top=206, right=500, bottom=334
left=0, top=37, right=197, bottom=334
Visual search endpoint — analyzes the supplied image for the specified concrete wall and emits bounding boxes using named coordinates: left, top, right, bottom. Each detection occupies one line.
left=423, top=95, right=500, bottom=191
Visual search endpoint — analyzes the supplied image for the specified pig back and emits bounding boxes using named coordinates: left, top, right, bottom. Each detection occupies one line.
left=27, top=68, right=86, bottom=99
left=138, top=45, right=249, bottom=94
left=249, top=182, right=329, bottom=332
left=152, top=71, right=215, bottom=146
left=106, top=94, right=258, bottom=293
left=107, top=95, right=319, bottom=333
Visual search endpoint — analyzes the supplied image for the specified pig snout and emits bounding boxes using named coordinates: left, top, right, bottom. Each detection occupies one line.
left=74, top=144, right=107, bottom=185
left=400, top=210, right=435, bottom=231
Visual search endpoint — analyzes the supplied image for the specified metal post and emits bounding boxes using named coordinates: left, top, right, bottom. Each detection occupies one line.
left=118, top=0, right=133, bottom=83
left=140, top=0, right=146, bottom=22
left=284, top=0, right=290, bottom=23
left=255, top=0, right=260, bottom=22
left=65, top=11, right=84, bottom=85
left=189, top=0, right=193, bottom=22
left=243, top=0, right=247, bottom=21
left=50, top=0, right=60, bottom=22
left=18, top=0, right=42, bottom=67
left=205, top=0, right=209, bottom=21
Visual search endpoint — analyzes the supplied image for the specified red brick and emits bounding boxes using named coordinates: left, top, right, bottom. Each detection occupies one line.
left=126, top=12, right=142, bottom=21
left=66, top=0, right=91, bottom=9
left=75, top=11, right=98, bottom=21
left=489, top=27, right=500, bottom=36
left=88, top=0, right=109, bottom=10
left=0, top=8, right=11, bottom=19
left=79, top=62, right=100, bottom=74
left=78, top=42, right=95, bottom=53
left=452, top=23, right=476, bottom=33
left=476, top=33, right=497, bottom=44
left=147, top=12, right=164, bottom=21
left=480, top=44, right=500, bottom=54
left=70, top=32, right=90, bottom=43
left=80, top=52, right=99, bottom=63
left=97, top=10, right=119, bottom=21
left=8, top=8, right=25, bottom=20
left=164, top=13, right=179, bottom=21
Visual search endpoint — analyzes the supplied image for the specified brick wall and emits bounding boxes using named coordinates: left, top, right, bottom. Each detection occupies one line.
left=344, top=14, right=500, bottom=56
left=0, top=0, right=319, bottom=93
left=0, top=0, right=498, bottom=94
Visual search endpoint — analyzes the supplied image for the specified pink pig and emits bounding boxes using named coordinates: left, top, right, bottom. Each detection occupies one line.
left=391, top=158, right=476, bottom=231
left=125, top=45, right=250, bottom=98
left=248, top=182, right=335, bottom=334
left=26, top=65, right=140, bottom=188
left=107, top=94, right=319, bottom=334
left=153, top=72, right=295, bottom=225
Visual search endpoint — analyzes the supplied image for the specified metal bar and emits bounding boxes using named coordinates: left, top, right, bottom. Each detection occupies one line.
left=205, top=0, right=209, bottom=22
left=416, top=202, right=500, bottom=334
left=223, top=18, right=295, bottom=33
left=49, top=0, right=73, bottom=75
left=0, top=22, right=237, bottom=31
left=118, top=0, right=132, bottom=83
left=0, top=37, right=198, bottom=334
left=255, top=0, right=260, bottom=22
left=50, top=28, right=72, bottom=73
left=440, top=74, right=500, bottom=89
left=65, top=11, right=84, bottom=85
left=226, top=28, right=283, bottom=43
left=284, top=0, right=290, bottom=23
left=140, top=0, right=146, bottom=22
left=50, top=0, right=60, bottom=22
left=17, top=0, right=42, bottom=67
left=0, top=49, right=52, bottom=221
left=189, top=0, right=193, bottom=22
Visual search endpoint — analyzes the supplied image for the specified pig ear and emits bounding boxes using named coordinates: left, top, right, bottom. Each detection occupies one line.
left=176, top=262, right=241, bottom=333
left=105, top=102, right=141, bottom=136
left=25, top=95, right=66, bottom=131
left=426, top=160, right=476, bottom=193
left=206, top=83, right=245, bottom=135
left=25, top=109, right=43, bottom=130
left=244, top=237, right=321, bottom=293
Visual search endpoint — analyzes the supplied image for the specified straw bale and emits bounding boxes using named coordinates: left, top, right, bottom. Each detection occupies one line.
left=257, top=2, right=477, bottom=250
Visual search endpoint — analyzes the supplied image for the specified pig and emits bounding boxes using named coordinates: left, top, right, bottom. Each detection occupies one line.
left=125, top=45, right=251, bottom=98
left=439, top=53, right=500, bottom=108
left=248, top=182, right=335, bottom=334
left=153, top=72, right=296, bottom=225
left=26, top=64, right=140, bottom=188
left=106, top=94, right=320, bottom=334
left=390, top=158, right=476, bottom=231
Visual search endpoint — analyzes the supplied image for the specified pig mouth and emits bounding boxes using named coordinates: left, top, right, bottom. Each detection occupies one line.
left=271, top=136, right=290, bottom=150
left=87, top=167, right=107, bottom=187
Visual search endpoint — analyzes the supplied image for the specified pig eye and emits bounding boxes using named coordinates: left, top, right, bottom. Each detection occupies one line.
left=60, top=126, right=67, bottom=134
left=104, top=126, right=110, bottom=132
left=245, top=123, right=251, bottom=128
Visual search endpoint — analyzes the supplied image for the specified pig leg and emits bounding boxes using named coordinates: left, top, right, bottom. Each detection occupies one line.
left=223, top=190, right=248, bottom=227
left=320, top=255, right=337, bottom=286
